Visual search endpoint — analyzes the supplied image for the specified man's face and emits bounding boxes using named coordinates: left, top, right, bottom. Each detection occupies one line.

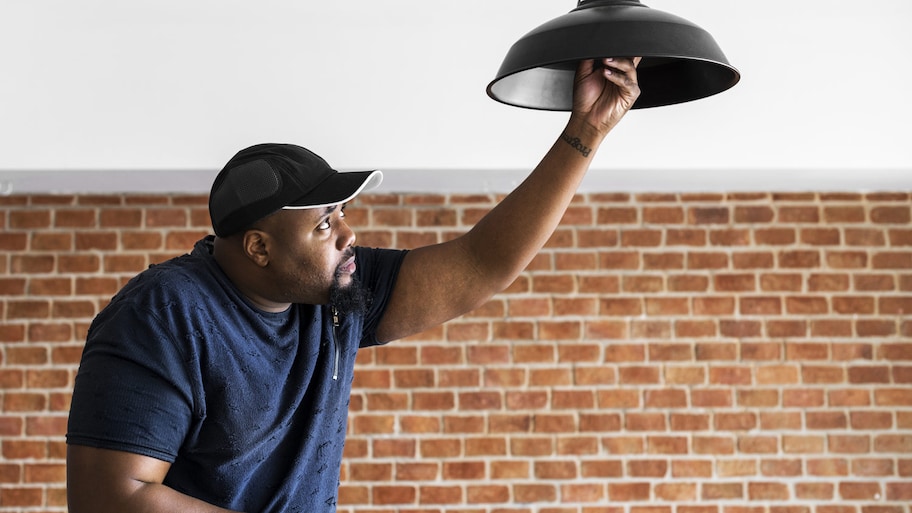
left=255, top=204, right=357, bottom=306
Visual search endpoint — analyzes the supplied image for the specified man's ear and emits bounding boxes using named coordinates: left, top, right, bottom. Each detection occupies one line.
left=242, top=230, right=270, bottom=268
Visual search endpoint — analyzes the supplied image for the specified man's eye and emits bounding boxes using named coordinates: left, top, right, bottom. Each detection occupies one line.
left=317, top=219, right=331, bottom=231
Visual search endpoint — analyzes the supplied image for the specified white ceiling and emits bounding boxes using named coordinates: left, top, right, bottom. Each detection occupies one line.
left=1, top=1, right=910, bottom=192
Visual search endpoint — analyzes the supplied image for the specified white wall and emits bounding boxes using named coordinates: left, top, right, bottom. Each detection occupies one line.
left=1, top=0, right=910, bottom=192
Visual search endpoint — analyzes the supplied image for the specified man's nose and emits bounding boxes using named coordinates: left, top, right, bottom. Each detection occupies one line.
left=337, top=220, right=355, bottom=250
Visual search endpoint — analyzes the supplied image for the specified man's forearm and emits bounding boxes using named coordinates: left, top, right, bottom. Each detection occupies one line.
left=461, top=116, right=608, bottom=290
left=67, top=445, right=244, bottom=513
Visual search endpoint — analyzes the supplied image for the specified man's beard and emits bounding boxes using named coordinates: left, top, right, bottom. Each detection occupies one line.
left=329, top=272, right=371, bottom=316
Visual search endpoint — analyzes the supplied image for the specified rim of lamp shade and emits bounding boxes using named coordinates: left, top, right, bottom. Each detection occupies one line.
left=487, top=0, right=740, bottom=110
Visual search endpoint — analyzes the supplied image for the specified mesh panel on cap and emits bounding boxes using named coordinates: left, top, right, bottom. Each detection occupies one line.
left=224, top=159, right=281, bottom=207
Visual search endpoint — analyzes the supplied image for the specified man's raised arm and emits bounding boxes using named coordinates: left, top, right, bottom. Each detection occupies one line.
left=376, top=57, right=641, bottom=343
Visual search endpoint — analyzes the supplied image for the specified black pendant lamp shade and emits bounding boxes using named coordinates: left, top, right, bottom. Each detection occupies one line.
left=487, top=0, right=740, bottom=110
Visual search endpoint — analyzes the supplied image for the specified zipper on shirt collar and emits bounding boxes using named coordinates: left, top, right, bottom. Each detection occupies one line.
left=330, top=306, right=341, bottom=381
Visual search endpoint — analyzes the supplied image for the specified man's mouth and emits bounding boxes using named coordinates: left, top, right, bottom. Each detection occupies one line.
left=336, top=252, right=356, bottom=276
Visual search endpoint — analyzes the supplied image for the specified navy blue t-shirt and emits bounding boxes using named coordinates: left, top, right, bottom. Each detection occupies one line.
left=67, top=236, right=407, bottom=513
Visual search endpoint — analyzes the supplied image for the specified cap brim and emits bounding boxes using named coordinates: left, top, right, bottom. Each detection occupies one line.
left=282, top=170, right=383, bottom=210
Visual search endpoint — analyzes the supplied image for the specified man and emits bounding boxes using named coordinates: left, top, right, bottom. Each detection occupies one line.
left=66, top=57, right=640, bottom=512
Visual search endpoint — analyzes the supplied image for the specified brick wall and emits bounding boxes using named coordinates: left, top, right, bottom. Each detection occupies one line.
left=1, top=190, right=911, bottom=512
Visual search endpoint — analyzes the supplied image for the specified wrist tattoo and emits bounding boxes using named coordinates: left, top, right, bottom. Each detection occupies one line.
left=561, top=132, right=591, bottom=157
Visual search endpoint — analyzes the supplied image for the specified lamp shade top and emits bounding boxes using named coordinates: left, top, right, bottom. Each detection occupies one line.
left=487, top=0, right=740, bottom=110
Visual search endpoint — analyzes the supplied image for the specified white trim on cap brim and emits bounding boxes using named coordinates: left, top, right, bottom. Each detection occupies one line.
left=280, top=170, right=383, bottom=211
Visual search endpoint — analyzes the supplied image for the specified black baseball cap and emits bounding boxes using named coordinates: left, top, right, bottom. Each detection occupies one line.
left=209, top=143, right=382, bottom=237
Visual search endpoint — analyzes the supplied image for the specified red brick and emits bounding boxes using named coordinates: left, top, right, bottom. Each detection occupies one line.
left=827, top=250, right=868, bottom=268
left=759, top=411, right=800, bottom=429
left=740, top=297, right=781, bottom=315
left=550, top=389, right=595, bottom=409
left=715, top=412, right=757, bottom=431
left=719, top=320, right=761, bottom=338
left=578, top=228, right=619, bottom=247
left=644, top=252, right=685, bottom=270
left=829, top=435, right=870, bottom=454
left=807, top=411, right=847, bottom=430
left=487, top=414, right=531, bottom=434
left=714, top=274, right=755, bottom=291
left=785, top=296, right=829, bottom=314
left=890, top=228, right=912, bottom=246
left=808, top=273, right=850, bottom=291
left=760, top=273, right=803, bottom=291
left=824, top=206, right=866, bottom=223
left=689, top=207, right=730, bottom=224
left=580, top=460, right=624, bottom=478
left=599, top=251, right=640, bottom=269
left=489, top=460, right=529, bottom=480
left=671, top=459, right=713, bottom=478
left=734, top=436, right=773, bottom=455
left=779, top=250, right=821, bottom=268
left=608, top=482, right=651, bottom=501
left=529, top=367, right=573, bottom=387
left=622, top=275, right=664, bottom=292
left=0, top=487, right=44, bottom=507
left=557, top=435, right=599, bottom=456
left=735, top=206, right=774, bottom=223
left=691, top=390, right=732, bottom=408
left=801, top=228, right=841, bottom=245
left=755, top=228, right=796, bottom=245
left=871, top=206, right=911, bottom=224
left=851, top=458, right=894, bottom=476
left=748, top=482, right=789, bottom=501
left=782, top=435, right=825, bottom=453
left=9, top=209, right=51, bottom=229
left=634, top=192, right=678, bottom=203
left=857, top=319, right=896, bottom=337
left=579, top=275, right=620, bottom=293
left=886, top=481, right=912, bottom=501
left=664, top=366, right=705, bottom=385
left=833, top=296, right=876, bottom=314
left=738, top=389, right=779, bottom=408
left=795, top=482, right=834, bottom=500
left=372, top=485, right=416, bottom=505
left=620, top=229, right=663, bottom=247
left=880, top=296, right=912, bottom=314
left=466, top=485, right=510, bottom=503
left=854, top=273, right=895, bottom=291
left=562, top=484, right=607, bottom=503
left=533, top=414, right=576, bottom=433
left=534, top=459, right=577, bottom=479
left=643, top=206, right=684, bottom=224
left=513, top=484, right=556, bottom=503
left=417, top=485, right=462, bottom=504
left=802, top=366, right=845, bottom=384
left=732, top=251, right=774, bottom=269
left=846, top=228, right=887, bottom=246
left=576, top=414, right=621, bottom=435
left=352, top=415, right=394, bottom=434
left=598, top=207, right=638, bottom=224
left=600, top=298, right=642, bottom=316
left=666, top=228, right=706, bottom=246
left=709, top=229, right=751, bottom=246
left=668, top=274, right=709, bottom=292
left=756, top=365, right=799, bottom=384
left=702, top=482, right=743, bottom=500
left=778, top=205, right=820, bottom=223
left=838, top=482, right=881, bottom=500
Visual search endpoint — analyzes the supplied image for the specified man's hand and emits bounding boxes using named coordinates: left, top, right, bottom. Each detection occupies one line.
left=571, top=57, right=642, bottom=137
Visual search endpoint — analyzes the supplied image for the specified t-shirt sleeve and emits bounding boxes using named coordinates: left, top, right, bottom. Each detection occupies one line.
left=66, top=301, right=195, bottom=463
left=354, top=246, right=408, bottom=348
